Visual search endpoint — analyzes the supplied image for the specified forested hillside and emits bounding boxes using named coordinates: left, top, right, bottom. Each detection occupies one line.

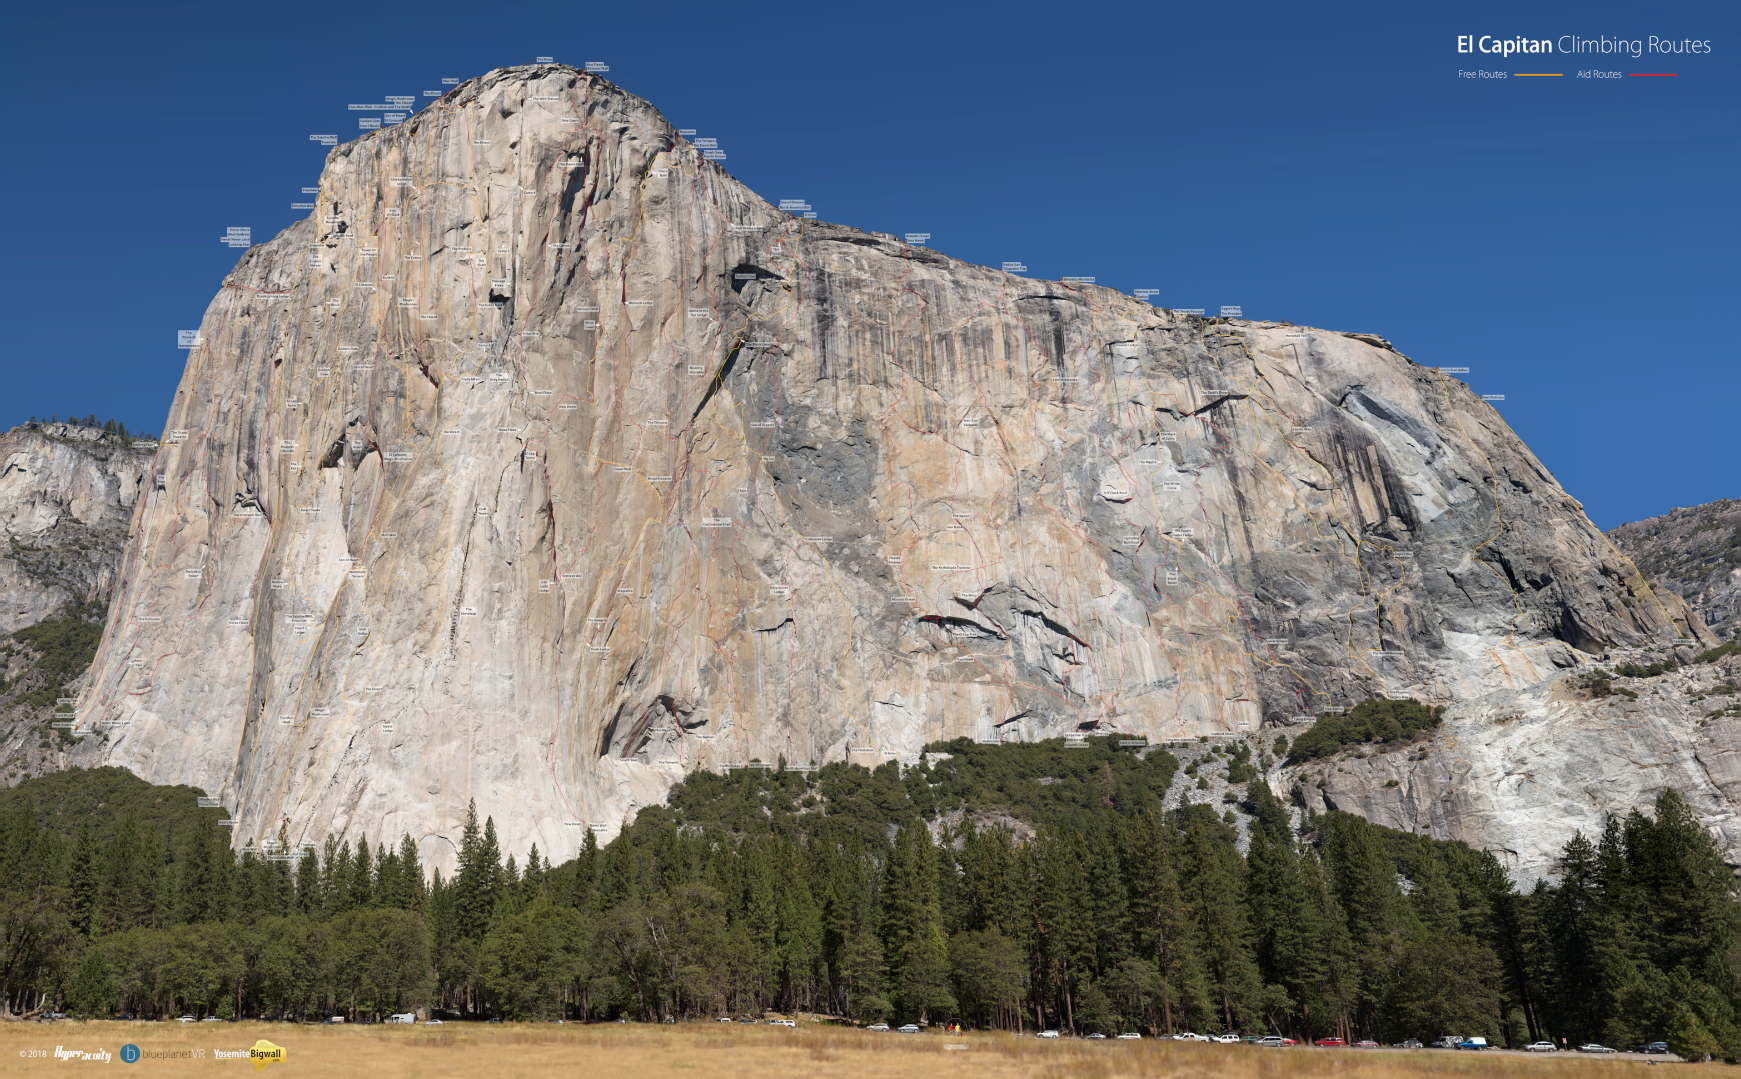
left=0, top=741, right=1735, bottom=1061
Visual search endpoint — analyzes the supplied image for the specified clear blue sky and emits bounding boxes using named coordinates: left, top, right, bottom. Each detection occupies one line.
left=2, top=0, right=1733, bottom=528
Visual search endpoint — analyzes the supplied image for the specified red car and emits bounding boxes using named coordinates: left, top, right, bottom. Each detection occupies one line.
left=1315, top=1038, right=1345, bottom=1047
left=1354, top=1040, right=1379, bottom=1048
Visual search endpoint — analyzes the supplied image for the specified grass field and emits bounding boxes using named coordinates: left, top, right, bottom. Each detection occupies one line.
left=0, top=1022, right=1699, bottom=1077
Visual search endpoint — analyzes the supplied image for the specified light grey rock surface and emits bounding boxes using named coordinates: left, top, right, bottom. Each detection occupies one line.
left=1609, top=499, right=1741, bottom=636
left=1290, top=651, right=1741, bottom=882
left=0, top=423, right=152, bottom=785
left=0, top=423, right=150, bottom=633
left=75, top=65, right=1722, bottom=874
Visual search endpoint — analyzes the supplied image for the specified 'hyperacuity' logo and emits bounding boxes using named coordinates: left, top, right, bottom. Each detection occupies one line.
left=53, top=1046, right=112, bottom=1062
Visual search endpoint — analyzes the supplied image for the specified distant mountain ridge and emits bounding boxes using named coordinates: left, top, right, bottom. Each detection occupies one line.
left=1609, top=499, right=1741, bottom=637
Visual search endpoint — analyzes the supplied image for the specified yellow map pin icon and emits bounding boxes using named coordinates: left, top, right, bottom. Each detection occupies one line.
left=249, top=1040, right=287, bottom=1071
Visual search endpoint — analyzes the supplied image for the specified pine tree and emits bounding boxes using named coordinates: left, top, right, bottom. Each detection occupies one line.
left=100, top=811, right=149, bottom=931
left=66, top=946, right=116, bottom=1017
left=880, top=826, right=955, bottom=1023
left=66, top=820, right=100, bottom=937
left=351, top=832, right=373, bottom=909
left=522, top=844, right=545, bottom=902
left=375, top=841, right=400, bottom=910
left=324, top=839, right=354, bottom=916
left=570, top=828, right=599, bottom=911
left=454, top=801, right=502, bottom=938
left=1319, top=812, right=1410, bottom=1036
left=1125, top=811, right=1205, bottom=1035
left=1407, top=840, right=1462, bottom=937
left=1178, top=812, right=1264, bottom=1033
left=397, top=834, right=425, bottom=910
left=295, top=846, right=321, bottom=914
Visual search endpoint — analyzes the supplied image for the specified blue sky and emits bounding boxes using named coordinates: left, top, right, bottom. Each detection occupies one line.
left=2, top=0, right=1733, bottom=527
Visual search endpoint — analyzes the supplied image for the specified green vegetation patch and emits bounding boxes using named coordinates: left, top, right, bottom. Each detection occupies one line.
left=1694, top=641, right=1741, bottom=665
left=663, top=736, right=1179, bottom=842
left=1286, top=697, right=1444, bottom=763
left=1614, top=659, right=1678, bottom=678
left=0, top=765, right=228, bottom=847
left=6, top=599, right=107, bottom=709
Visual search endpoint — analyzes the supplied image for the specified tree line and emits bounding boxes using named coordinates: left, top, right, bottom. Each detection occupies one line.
left=0, top=738, right=1735, bottom=1060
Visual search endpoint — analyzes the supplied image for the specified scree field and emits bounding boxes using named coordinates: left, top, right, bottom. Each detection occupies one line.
left=0, top=1023, right=1702, bottom=1077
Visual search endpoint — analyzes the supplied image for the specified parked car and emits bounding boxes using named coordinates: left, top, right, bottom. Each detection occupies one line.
left=1315, top=1037, right=1345, bottom=1047
left=388, top=1014, right=417, bottom=1024
left=177, top=1015, right=195, bottom=1024
left=1258, top=1036, right=1289, bottom=1047
left=1211, top=1032, right=1240, bottom=1044
left=424, top=1020, right=443, bottom=1025
left=1395, top=1039, right=1423, bottom=1048
left=1428, top=1036, right=1463, bottom=1048
left=773, top=1020, right=796, bottom=1028
left=865, top=1022, right=888, bottom=1031
left=1171, top=1032, right=1208, bottom=1042
left=1116, top=1032, right=1141, bottom=1040
left=1576, top=1043, right=1616, bottom=1053
left=1638, top=1042, right=1670, bottom=1054
left=897, top=1024, right=920, bottom=1034
left=201, top=1016, right=221, bottom=1022
left=1354, top=1040, right=1378, bottom=1048
left=1455, top=1037, right=1488, bottom=1051
left=1525, top=1042, right=1558, bottom=1052
left=1085, top=1033, right=1106, bottom=1039
left=1037, top=1030, right=1060, bottom=1039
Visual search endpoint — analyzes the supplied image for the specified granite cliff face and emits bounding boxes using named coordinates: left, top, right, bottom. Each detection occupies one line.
left=1, top=423, right=153, bottom=783
left=1610, top=499, right=1741, bottom=637
left=1, top=424, right=150, bottom=633
left=77, top=65, right=1721, bottom=876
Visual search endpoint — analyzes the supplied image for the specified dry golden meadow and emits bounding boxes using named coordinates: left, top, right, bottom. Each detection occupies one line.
left=0, top=1021, right=1705, bottom=1077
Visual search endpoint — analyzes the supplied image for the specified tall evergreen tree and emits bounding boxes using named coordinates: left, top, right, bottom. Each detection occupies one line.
left=66, top=820, right=100, bottom=937
left=350, top=832, right=373, bottom=910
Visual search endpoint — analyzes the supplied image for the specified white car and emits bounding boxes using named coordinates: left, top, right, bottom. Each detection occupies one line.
left=1525, top=1042, right=1557, bottom=1052
left=866, top=1022, right=888, bottom=1031
left=424, top=1019, right=443, bottom=1025
left=1085, top=1032, right=1106, bottom=1039
left=1212, top=1033, right=1240, bottom=1044
left=897, top=1024, right=920, bottom=1034
left=1171, top=1032, right=1208, bottom=1042
left=1037, top=1030, right=1060, bottom=1039
left=1116, top=1032, right=1141, bottom=1040
left=774, top=1020, right=796, bottom=1028
left=718, top=1016, right=732, bottom=1022
left=177, top=1016, right=195, bottom=1024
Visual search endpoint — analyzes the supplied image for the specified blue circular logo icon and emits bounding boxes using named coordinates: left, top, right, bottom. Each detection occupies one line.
left=120, top=1044, right=140, bottom=1064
